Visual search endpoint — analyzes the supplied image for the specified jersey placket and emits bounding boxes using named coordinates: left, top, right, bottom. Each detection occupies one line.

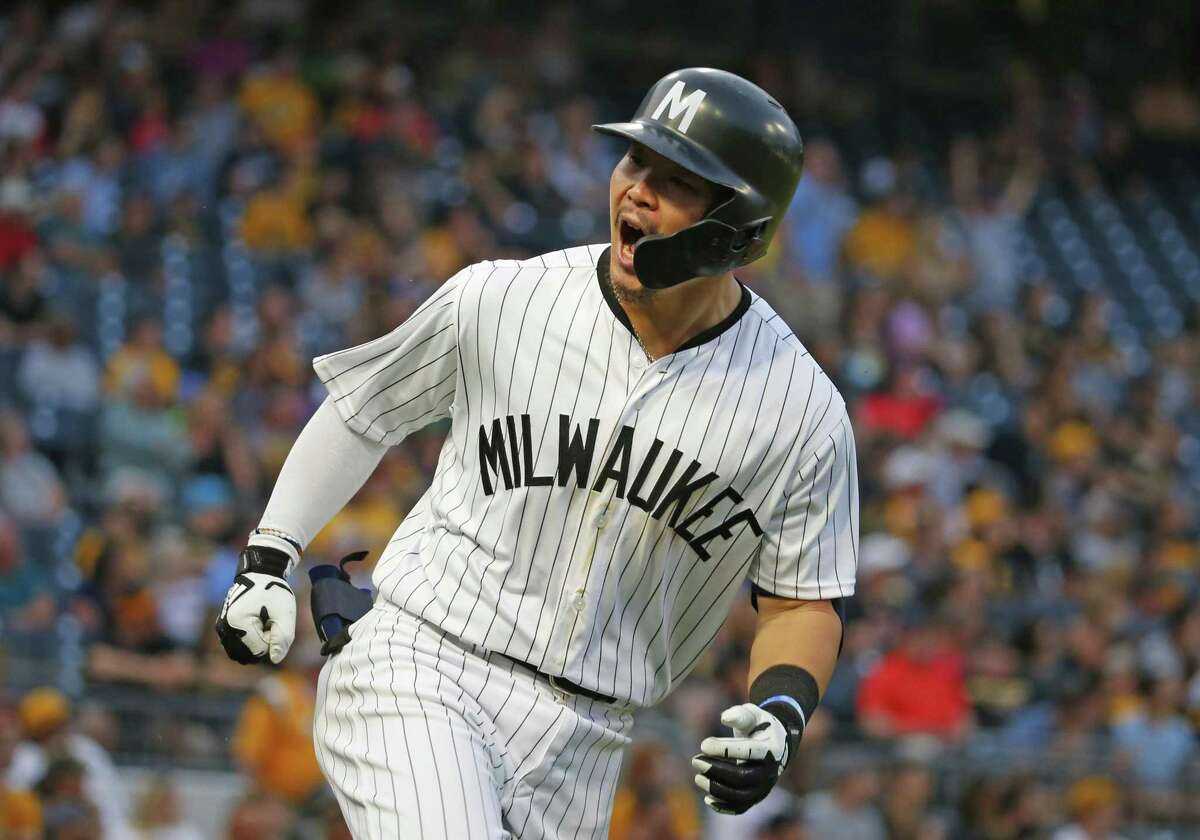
left=551, top=353, right=673, bottom=682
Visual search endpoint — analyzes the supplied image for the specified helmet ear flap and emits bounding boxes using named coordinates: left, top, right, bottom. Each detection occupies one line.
left=631, top=215, right=774, bottom=289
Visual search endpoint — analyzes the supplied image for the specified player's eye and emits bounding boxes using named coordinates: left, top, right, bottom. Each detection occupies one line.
left=671, top=175, right=697, bottom=192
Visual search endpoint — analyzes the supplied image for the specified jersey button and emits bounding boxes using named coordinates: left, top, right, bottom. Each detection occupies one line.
left=570, top=590, right=586, bottom=611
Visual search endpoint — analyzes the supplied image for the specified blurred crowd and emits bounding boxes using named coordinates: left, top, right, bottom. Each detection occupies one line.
left=0, top=0, right=1198, bottom=838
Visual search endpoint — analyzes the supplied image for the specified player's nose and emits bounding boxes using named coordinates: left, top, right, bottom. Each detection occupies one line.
left=627, top=174, right=658, bottom=209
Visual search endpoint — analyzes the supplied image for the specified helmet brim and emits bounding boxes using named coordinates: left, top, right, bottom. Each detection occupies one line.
left=592, top=120, right=748, bottom=195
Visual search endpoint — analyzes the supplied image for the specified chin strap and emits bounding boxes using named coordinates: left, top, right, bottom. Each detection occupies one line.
left=632, top=216, right=770, bottom=289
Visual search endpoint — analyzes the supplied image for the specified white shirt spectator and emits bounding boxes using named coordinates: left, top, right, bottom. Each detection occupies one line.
left=0, top=97, right=43, bottom=144
left=8, top=732, right=134, bottom=840
left=18, top=338, right=102, bottom=412
left=803, top=788, right=886, bottom=840
left=0, top=448, right=65, bottom=527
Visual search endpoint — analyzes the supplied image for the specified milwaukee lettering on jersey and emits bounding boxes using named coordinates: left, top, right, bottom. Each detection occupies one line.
left=477, top=413, right=763, bottom=559
left=312, top=243, right=858, bottom=708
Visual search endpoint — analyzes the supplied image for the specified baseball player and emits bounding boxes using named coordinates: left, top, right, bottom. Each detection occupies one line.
left=216, top=67, right=857, bottom=839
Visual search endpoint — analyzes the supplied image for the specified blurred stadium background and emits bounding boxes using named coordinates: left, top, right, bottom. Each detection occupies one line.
left=0, top=0, right=1198, bottom=837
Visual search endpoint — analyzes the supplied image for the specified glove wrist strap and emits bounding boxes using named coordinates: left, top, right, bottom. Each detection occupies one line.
left=245, top=528, right=303, bottom=575
left=237, top=545, right=292, bottom=578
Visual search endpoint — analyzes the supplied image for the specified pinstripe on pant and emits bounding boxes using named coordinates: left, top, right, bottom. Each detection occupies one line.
left=314, top=602, right=634, bottom=839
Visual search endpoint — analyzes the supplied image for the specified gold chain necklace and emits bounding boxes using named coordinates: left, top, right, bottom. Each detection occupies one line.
left=610, top=276, right=656, bottom=361
left=631, top=325, right=655, bottom=361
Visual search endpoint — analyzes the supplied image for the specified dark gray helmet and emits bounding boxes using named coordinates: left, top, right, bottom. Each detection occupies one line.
left=594, top=67, right=804, bottom=289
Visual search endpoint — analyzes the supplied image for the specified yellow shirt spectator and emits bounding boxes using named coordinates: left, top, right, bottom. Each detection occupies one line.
left=239, top=67, right=318, bottom=156
left=310, top=496, right=403, bottom=565
left=607, top=742, right=700, bottom=840
left=843, top=206, right=916, bottom=281
left=608, top=786, right=700, bottom=840
left=0, top=786, right=42, bottom=839
left=103, top=345, right=178, bottom=403
left=233, top=671, right=325, bottom=803
left=239, top=187, right=315, bottom=254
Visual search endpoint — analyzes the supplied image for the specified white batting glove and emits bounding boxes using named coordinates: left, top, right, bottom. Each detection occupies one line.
left=691, top=703, right=789, bottom=815
left=215, top=547, right=297, bottom=665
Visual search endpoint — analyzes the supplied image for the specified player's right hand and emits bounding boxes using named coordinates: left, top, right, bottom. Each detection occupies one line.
left=215, top=547, right=297, bottom=665
left=691, top=703, right=790, bottom=815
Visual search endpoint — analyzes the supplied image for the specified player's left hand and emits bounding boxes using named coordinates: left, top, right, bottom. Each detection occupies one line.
left=691, top=703, right=789, bottom=815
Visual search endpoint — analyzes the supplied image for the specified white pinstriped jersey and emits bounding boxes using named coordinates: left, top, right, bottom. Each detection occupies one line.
left=312, top=243, right=858, bottom=707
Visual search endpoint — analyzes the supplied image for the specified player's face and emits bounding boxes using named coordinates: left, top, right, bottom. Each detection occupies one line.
left=609, top=143, right=713, bottom=293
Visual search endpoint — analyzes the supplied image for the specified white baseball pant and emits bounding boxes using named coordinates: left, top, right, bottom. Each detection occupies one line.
left=313, top=601, right=634, bottom=839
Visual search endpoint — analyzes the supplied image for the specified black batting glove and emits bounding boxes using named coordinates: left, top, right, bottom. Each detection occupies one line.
left=215, top=546, right=297, bottom=665
left=691, top=703, right=791, bottom=815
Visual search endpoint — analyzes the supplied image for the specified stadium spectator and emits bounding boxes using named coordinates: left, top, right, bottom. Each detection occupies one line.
left=97, top=368, right=188, bottom=500
left=130, top=777, right=203, bottom=840
left=103, top=318, right=179, bottom=403
left=0, top=705, right=42, bottom=840
left=946, top=135, right=1040, bottom=313
left=231, top=665, right=325, bottom=804
left=0, top=251, right=47, bottom=341
left=15, top=313, right=102, bottom=413
left=857, top=615, right=973, bottom=742
left=800, top=751, right=885, bottom=840
left=0, top=409, right=69, bottom=530
left=6, top=687, right=131, bottom=839
left=0, top=514, right=55, bottom=655
left=183, top=392, right=260, bottom=500
left=36, top=756, right=103, bottom=840
left=842, top=157, right=918, bottom=284
left=782, top=137, right=857, bottom=336
left=609, top=740, right=701, bottom=840
left=40, top=187, right=107, bottom=280
left=224, top=791, right=294, bottom=840
left=0, top=177, right=38, bottom=271
left=307, top=460, right=407, bottom=565
left=1112, top=675, right=1195, bottom=819
left=879, top=759, right=944, bottom=840
left=1050, top=777, right=1126, bottom=840
left=73, top=501, right=197, bottom=690
left=238, top=51, right=318, bottom=158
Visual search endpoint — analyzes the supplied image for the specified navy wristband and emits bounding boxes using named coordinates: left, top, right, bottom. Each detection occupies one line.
left=749, top=665, right=820, bottom=764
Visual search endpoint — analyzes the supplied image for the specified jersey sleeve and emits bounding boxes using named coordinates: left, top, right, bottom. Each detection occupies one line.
left=750, top=402, right=859, bottom=601
left=312, top=266, right=471, bottom=446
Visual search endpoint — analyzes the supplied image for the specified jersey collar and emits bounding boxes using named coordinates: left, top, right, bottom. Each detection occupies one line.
left=596, top=246, right=751, bottom=356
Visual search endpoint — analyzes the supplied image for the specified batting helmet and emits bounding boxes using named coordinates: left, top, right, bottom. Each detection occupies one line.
left=594, top=67, right=804, bottom=289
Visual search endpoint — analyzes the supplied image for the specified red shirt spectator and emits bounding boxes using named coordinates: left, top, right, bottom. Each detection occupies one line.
left=860, top=366, right=943, bottom=440
left=861, top=392, right=941, bottom=439
left=857, top=621, right=972, bottom=741
left=0, top=175, right=37, bottom=269
left=0, top=216, right=35, bottom=268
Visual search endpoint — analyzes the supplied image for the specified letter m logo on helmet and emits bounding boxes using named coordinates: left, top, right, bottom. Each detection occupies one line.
left=650, top=80, right=707, bottom=134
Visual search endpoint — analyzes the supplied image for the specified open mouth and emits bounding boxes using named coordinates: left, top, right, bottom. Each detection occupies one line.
left=618, top=218, right=647, bottom=267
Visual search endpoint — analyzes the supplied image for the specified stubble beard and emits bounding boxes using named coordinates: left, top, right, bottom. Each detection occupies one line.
left=611, top=276, right=656, bottom=305
left=609, top=255, right=657, bottom=305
